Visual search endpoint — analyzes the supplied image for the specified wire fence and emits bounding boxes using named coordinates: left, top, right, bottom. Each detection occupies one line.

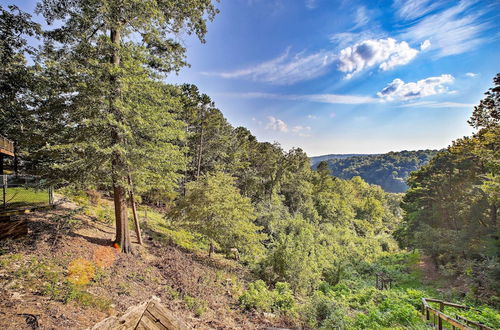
left=1, top=175, right=54, bottom=211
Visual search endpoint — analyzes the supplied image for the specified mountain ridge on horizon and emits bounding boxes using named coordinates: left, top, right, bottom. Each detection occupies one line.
left=310, top=149, right=440, bottom=193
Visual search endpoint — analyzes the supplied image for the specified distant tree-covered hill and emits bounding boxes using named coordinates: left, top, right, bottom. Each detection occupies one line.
left=310, top=154, right=374, bottom=167
left=311, top=150, right=440, bottom=193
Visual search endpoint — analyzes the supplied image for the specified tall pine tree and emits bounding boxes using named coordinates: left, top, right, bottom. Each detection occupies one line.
left=36, top=0, right=218, bottom=253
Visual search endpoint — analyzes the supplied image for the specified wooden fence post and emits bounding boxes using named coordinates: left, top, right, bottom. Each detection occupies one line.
left=2, top=175, right=6, bottom=209
left=438, top=301, right=444, bottom=330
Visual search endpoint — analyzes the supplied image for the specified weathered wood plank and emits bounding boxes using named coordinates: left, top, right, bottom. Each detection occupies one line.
left=90, top=297, right=188, bottom=330
left=137, top=310, right=167, bottom=330
left=146, top=301, right=189, bottom=330
left=0, top=217, right=27, bottom=240
left=89, top=299, right=149, bottom=330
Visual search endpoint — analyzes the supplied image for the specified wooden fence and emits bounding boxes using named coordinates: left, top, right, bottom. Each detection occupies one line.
left=421, top=298, right=493, bottom=330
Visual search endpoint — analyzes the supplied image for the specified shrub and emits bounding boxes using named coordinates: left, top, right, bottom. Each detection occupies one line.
left=300, top=290, right=350, bottom=329
left=239, top=280, right=295, bottom=313
left=183, top=295, right=208, bottom=317
left=239, top=280, right=273, bottom=312
left=67, top=258, right=95, bottom=286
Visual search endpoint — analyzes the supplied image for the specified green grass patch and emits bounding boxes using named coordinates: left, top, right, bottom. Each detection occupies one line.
left=4, top=187, right=49, bottom=209
left=138, top=206, right=208, bottom=252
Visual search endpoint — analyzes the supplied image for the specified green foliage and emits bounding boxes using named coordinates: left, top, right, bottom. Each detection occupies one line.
left=239, top=280, right=295, bottom=314
left=312, top=150, right=439, bottom=192
left=401, top=125, right=499, bottom=303
left=468, top=74, right=500, bottom=129
left=183, top=294, right=208, bottom=317
left=172, top=172, right=266, bottom=259
left=0, top=254, right=111, bottom=312
left=456, top=306, right=500, bottom=329
left=145, top=210, right=208, bottom=252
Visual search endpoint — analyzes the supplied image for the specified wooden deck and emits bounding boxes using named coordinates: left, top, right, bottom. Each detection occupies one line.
left=0, top=136, right=14, bottom=157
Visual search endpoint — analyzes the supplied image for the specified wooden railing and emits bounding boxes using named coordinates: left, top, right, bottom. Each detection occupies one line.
left=421, top=298, right=493, bottom=330
left=0, top=136, right=14, bottom=156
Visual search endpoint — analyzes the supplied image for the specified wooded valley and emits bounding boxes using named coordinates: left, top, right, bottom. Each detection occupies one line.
left=0, top=1, right=498, bottom=329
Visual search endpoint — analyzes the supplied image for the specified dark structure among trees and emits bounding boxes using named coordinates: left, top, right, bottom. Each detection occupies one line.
left=0, top=135, right=14, bottom=174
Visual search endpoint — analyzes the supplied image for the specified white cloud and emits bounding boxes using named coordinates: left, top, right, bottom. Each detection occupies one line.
left=393, top=0, right=444, bottom=21
left=397, top=101, right=475, bottom=108
left=465, top=72, right=478, bottom=77
left=227, top=92, right=377, bottom=104
left=338, top=38, right=419, bottom=78
left=400, top=1, right=491, bottom=57
left=265, top=117, right=312, bottom=137
left=377, top=74, right=454, bottom=101
left=420, top=39, right=431, bottom=50
left=330, top=31, right=381, bottom=49
left=266, top=116, right=288, bottom=132
left=307, top=114, right=317, bottom=119
left=203, top=48, right=336, bottom=85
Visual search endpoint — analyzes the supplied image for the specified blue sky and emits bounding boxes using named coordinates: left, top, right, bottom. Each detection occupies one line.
left=11, top=0, right=500, bottom=156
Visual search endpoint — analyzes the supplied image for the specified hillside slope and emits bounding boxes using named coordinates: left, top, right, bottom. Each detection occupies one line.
left=311, top=150, right=439, bottom=193
left=0, top=202, right=286, bottom=329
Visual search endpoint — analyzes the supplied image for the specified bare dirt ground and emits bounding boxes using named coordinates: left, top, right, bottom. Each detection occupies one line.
left=0, top=202, right=288, bottom=329
left=418, top=255, right=440, bottom=283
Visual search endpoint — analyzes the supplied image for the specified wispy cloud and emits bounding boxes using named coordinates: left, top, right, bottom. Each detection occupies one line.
left=203, top=48, right=336, bottom=85
left=393, top=0, right=444, bottom=21
left=465, top=72, right=478, bottom=77
left=330, top=31, right=382, bottom=49
left=397, top=101, right=475, bottom=108
left=378, top=74, right=454, bottom=101
left=292, top=125, right=312, bottom=137
left=305, top=0, right=317, bottom=9
left=352, top=6, right=370, bottom=30
left=299, top=93, right=377, bottom=104
left=338, top=38, right=423, bottom=79
left=227, top=92, right=377, bottom=104
left=400, top=1, right=492, bottom=57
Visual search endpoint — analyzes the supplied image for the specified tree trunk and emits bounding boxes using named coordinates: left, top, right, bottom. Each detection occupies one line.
left=113, top=184, right=131, bottom=253
left=492, top=204, right=498, bottom=241
left=128, top=175, right=143, bottom=245
left=0, top=154, right=4, bottom=175
left=110, top=23, right=132, bottom=253
left=196, top=122, right=204, bottom=178
left=209, top=241, right=214, bottom=257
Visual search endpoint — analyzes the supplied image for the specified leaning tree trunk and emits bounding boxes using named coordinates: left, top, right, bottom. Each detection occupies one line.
left=110, top=24, right=132, bottom=253
left=128, top=175, right=143, bottom=245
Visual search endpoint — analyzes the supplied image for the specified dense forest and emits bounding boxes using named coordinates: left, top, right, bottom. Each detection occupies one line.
left=311, top=150, right=440, bottom=193
left=399, top=78, right=500, bottom=304
left=0, top=2, right=498, bottom=329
